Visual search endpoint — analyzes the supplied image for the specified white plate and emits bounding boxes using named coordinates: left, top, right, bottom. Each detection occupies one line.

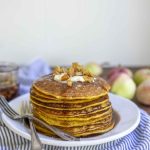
left=2, top=93, right=140, bottom=147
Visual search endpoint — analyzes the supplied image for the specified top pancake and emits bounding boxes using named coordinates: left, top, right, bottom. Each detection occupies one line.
left=32, top=74, right=110, bottom=100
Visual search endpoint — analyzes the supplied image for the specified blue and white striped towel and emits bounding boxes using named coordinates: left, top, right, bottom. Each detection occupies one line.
left=0, top=110, right=150, bottom=150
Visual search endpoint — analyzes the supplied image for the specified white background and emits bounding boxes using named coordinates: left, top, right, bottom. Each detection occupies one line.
left=0, top=0, right=150, bottom=66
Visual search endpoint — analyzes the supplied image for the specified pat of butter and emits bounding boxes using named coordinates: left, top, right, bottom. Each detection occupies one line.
left=70, top=76, right=85, bottom=82
left=54, top=73, right=65, bottom=81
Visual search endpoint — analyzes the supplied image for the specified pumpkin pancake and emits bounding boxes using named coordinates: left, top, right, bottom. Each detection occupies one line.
left=32, top=101, right=111, bottom=116
left=33, top=106, right=112, bottom=121
left=30, top=89, right=108, bottom=103
left=32, top=74, right=110, bottom=100
left=30, top=90, right=107, bottom=103
left=30, top=95, right=109, bottom=109
left=34, top=119, right=115, bottom=137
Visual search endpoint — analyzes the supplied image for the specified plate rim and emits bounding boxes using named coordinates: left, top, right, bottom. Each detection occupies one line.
left=2, top=93, right=141, bottom=147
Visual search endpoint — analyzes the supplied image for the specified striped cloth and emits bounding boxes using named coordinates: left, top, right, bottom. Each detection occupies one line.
left=0, top=110, right=150, bottom=150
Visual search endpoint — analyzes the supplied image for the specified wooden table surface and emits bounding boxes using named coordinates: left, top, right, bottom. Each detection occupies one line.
left=102, top=66, right=150, bottom=115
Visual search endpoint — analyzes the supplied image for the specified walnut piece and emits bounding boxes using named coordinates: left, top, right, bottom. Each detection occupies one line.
left=82, top=68, right=93, bottom=77
left=68, top=67, right=75, bottom=76
left=67, top=79, right=72, bottom=86
left=83, top=76, right=94, bottom=82
left=61, top=73, right=69, bottom=81
left=53, top=66, right=61, bottom=74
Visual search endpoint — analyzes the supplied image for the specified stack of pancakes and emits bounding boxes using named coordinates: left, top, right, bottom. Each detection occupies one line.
left=30, top=64, right=115, bottom=137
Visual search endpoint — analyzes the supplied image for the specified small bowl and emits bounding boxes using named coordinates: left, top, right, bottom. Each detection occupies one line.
left=0, top=62, right=19, bottom=100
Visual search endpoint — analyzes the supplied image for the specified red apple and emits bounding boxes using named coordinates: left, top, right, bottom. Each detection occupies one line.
left=107, top=66, right=133, bottom=78
left=107, top=67, right=133, bottom=84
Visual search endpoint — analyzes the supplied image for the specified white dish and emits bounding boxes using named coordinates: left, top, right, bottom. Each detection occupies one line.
left=2, top=93, right=140, bottom=147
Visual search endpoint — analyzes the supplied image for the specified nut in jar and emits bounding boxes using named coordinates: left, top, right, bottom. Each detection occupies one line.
left=0, top=62, right=19, bottom=101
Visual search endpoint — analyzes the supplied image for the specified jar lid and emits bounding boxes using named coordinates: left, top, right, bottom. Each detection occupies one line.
left=0, top=62, right=19, bottom=72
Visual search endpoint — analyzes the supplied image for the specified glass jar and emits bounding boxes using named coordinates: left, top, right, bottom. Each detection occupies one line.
left=0, top=62, right=19, bottom=101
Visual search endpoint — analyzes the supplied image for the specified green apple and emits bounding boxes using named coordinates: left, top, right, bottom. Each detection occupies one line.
left=111, top=73, right=136, bottom=99
left=85, top=63, right=103, bottom=76
left=136, top=80, right=150, bottom=105
left=133, top=69, right=150, bottom=85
